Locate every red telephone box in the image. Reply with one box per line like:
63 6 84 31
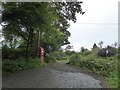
38 47 44 63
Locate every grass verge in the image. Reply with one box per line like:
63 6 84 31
2 57 47 75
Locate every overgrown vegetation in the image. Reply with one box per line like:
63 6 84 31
2 58 46 75
68 45 118 88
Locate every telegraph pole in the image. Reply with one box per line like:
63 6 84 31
37 30 44 64
37 31 40 57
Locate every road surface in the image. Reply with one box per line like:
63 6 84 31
3 61 107 88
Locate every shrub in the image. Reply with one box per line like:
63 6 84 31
44 51 67 63
2 45 37 60
44 55 56 63
65 50 76 56
97 47 117 57
2 45 26 60
69 53 81 66
2 58 44 74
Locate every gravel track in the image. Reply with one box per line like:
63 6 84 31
3 61 106 88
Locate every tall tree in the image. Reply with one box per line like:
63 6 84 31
80 47 85 54
2 2 58 58
65 45 73 50
98 41 103 48
1 2 84 58
92 43 98 50
92 43 99 55
114 42 117 48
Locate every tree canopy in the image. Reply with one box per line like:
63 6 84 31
1 2 84 59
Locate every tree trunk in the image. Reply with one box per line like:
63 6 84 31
25 27 33 60
25 36 30 60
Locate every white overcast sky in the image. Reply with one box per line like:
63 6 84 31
0 1 119 51
62 0 119 51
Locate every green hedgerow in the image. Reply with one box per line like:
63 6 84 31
2 57 45 74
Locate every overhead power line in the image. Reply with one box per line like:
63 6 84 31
76 23 118 25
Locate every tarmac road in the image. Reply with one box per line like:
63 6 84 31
3 61 106 88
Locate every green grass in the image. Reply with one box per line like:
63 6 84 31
106 72 118 88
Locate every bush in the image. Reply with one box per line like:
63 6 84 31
44 55 56 63
97 47 117 57
44 51 67 63
2 45 26 60
69 53 81 66
2 58 44 74
65 50 76 56
2 45 37 60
